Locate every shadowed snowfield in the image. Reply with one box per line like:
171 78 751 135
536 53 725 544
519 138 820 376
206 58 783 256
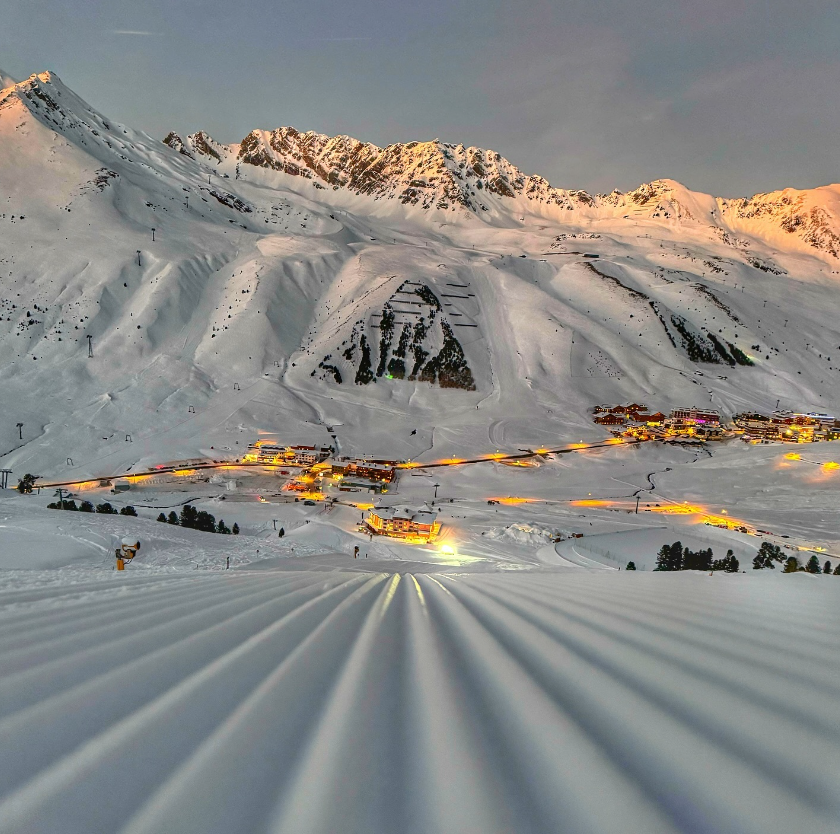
0 565 837 834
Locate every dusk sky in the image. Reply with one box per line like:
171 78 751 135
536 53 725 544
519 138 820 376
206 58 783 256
3 0 840 196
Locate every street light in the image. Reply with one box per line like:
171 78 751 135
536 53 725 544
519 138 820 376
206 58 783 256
434 483 440 499
16 422 23 440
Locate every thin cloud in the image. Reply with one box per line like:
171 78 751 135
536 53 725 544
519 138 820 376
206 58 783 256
110 30 162 36
313 36 372 42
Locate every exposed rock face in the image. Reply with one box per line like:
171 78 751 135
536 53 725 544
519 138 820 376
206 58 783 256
234 127 595 214
313 281 476 390
186 131 229 164
163 132 193 157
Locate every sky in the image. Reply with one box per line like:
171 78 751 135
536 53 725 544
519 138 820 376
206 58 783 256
2 0 840 196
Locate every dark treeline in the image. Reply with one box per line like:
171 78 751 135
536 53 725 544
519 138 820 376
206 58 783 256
47 499 136 516
157 505 238 535
655 541 739 572
655 540 839 574
752 541 838 574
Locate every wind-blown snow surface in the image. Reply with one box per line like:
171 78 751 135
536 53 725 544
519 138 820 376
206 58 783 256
0 566 837 834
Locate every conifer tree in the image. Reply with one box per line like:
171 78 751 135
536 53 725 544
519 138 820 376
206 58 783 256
180 505 198 529
753 541 784 569
157 513 167 523
626 561 636 570
167 511 179 525
834 563 840 575
195 510 217 532
669 541 684 571
655 541 683 571
232 522 240 535
805 555 822 574
783 556 800 573
824 560 832 574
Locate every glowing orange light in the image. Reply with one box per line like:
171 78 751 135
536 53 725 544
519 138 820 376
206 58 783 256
784 453 801 461
823 461 839 470
570 499 611 507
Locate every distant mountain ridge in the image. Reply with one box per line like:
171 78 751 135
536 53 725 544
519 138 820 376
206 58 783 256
3 70 840 258
161 124 840 258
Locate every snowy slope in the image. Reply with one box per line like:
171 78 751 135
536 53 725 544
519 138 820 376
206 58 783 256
0 565 837 834
2 71 840 482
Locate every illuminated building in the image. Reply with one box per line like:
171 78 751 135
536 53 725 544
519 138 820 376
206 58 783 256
364 507 441 542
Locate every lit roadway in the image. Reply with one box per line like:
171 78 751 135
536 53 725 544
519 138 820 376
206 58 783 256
32 438 642 490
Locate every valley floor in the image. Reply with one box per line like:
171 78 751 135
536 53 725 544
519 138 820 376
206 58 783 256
0 437 838 834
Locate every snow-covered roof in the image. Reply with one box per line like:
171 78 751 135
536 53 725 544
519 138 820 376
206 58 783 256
371 507 437 524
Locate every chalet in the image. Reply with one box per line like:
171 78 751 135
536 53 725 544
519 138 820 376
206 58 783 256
317 459 396 484
243 443 285 464
670 407 720 425
594 413 625 425
286 445 332 466
693 424 725 440
243 443 332 466
346 461 396 483
364 507 441 542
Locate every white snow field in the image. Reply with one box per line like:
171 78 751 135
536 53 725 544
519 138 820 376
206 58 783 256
2 68 840 833
0 563 836 834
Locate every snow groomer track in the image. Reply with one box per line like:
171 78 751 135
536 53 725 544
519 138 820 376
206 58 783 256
0 569 837 834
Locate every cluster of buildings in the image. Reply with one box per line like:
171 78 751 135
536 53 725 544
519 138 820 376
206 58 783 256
734 411 840 443
593 404 840 444
243 440 441 542
243 443 333 467
593 405 724 441
307 458 398 495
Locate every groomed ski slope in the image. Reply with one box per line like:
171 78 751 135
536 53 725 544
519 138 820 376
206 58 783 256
0 568 837 834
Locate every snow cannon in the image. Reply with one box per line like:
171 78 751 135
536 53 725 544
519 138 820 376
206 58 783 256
115 537 140 570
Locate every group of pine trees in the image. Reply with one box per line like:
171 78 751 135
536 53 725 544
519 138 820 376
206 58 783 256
38 489 239 536
752 541 839 574
157 505 238 535
654 540 838 574
655 541 740 572
47 499 136 515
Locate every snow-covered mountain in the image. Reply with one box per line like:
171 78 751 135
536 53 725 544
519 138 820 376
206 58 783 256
3 69 840 478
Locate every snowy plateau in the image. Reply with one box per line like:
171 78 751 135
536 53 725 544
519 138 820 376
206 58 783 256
0 69 838 834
